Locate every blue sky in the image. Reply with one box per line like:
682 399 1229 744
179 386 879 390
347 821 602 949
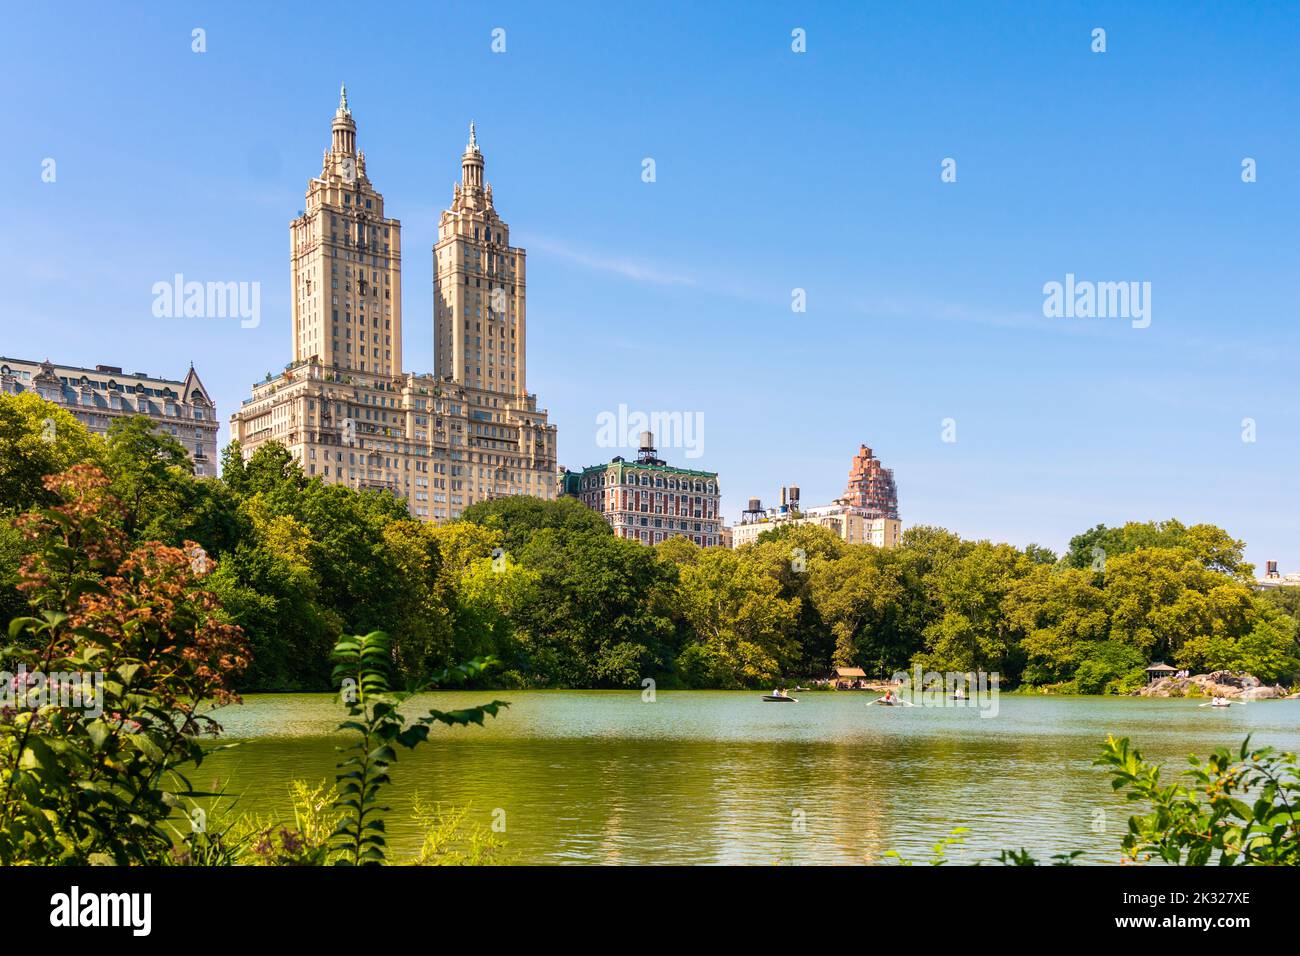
2 1 1297 569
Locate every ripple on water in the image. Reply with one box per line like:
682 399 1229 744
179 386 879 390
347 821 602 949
199 692 1300 864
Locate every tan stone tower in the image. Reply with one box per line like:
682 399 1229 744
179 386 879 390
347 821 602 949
232 96 557 521
289 84 403 377
433 123 526 395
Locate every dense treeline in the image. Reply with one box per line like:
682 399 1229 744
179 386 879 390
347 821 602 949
2 393 1297 692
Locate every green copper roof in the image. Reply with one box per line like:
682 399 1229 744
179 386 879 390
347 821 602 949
577 459 718 480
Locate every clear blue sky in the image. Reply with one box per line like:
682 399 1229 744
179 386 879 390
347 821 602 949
2 1 1297 569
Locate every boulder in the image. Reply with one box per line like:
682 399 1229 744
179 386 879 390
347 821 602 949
1139 671 1270 699
1241 685 1287 701
1203 670 1259 690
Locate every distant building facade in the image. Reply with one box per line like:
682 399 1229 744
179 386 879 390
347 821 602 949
229 88 556 520
1257 561 1300 590
730 503 901 549
561 432 723 546
0 356 219 474
731 442 902 549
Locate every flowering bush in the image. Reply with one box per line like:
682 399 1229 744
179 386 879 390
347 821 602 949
0 465 249 865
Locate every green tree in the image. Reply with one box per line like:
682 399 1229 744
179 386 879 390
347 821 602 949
206 509 338 690
455 553 539 683
807 545 904 674
379 519 456 678
1104 547 1254 664
1023 543 1058 566
0 393 104 514
104 415 195 542
1177 604 1300 683
1005 565 1108 685
744 524 845 674
514 527 674 686
673 548 799 688
1066 520 1250 578
461 495 612 557
915 542 1031 675
1071 641 1146 695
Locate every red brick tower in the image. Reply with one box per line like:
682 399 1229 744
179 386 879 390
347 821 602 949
843 444 899 520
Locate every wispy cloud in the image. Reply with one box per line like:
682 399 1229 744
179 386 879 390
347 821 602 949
522 234 781 306
525 235 702 288
851 295 1078 334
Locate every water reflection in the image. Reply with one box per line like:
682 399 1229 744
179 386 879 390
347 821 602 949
201 692 1300 864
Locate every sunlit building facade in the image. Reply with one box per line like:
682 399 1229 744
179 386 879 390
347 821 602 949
561 433 723 546
230 88 557 520
1 356 218 474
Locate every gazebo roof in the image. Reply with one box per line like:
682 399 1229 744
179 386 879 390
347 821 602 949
834 667 867 678
1145 663 1177 673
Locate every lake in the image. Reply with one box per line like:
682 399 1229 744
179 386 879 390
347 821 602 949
201 691 1300 865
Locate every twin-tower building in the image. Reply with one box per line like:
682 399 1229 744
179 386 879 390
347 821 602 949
230 87 556 520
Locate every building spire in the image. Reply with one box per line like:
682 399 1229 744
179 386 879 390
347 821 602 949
461 120 485 192
330 83 357 159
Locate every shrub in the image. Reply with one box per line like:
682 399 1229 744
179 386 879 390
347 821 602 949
1073 641 1145 695
1099 735 1300 865
0 465 249 865
408 797 508 866
328 630 505 866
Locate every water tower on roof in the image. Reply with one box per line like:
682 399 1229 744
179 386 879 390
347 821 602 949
636 430 664 466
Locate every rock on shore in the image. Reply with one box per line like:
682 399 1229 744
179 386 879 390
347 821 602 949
1139 670 1289 700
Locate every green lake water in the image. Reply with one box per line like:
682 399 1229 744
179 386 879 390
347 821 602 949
201 691 1300 865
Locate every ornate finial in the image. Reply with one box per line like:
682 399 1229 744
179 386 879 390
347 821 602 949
468 120 478 152
339 82 350 113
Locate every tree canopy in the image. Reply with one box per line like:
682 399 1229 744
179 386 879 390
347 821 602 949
1 393 1295 692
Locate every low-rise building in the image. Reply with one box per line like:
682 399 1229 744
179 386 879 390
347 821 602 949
1257 561 1300 590
731 442 903 549
0 356 219 474
561 432 723 546
730 501 901 549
